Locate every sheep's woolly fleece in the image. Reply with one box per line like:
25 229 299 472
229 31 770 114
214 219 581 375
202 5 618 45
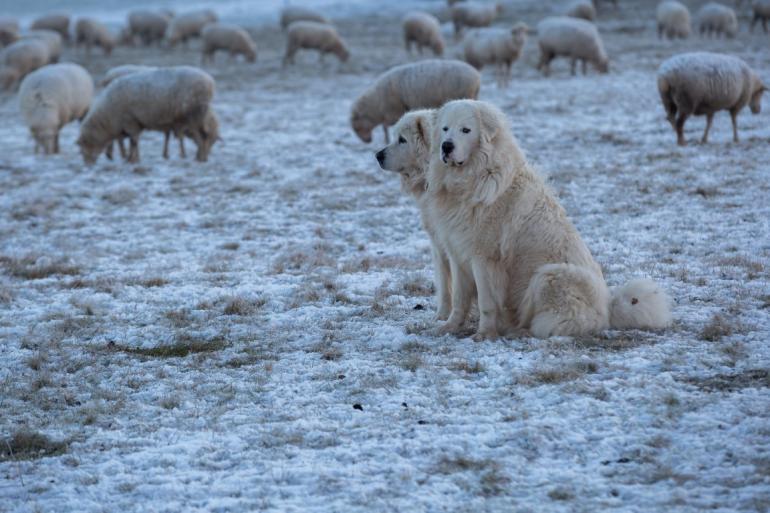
1 0 769 512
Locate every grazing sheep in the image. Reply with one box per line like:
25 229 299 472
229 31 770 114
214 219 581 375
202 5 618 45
752 0 770 32
566 0 597 21
451 2 502 39
462 23 529 87
350 59 481 143
75 18 115 56
125 10 170 46
283 21 349 66
99 64 156 87
698 2 739 38
0 39 49 90
537 16 608 76
657 1 691 39
279 7 330 30
403 12 444 56
30 14 70 42
20 30 63 62
19 63 93 154
165 9 218 48
657 52 766 145
201 23 257 64
0 17 19 47
77 66 218 165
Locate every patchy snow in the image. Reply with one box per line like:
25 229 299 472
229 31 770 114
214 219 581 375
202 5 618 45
1 1 769 512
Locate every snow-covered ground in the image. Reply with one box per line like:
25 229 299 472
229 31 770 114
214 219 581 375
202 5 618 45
1 1 769 511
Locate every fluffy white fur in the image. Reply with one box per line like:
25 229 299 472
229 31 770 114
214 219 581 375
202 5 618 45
426 100 672 339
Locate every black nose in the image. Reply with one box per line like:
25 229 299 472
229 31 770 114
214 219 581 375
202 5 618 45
375 149 385 165
441 141 454 154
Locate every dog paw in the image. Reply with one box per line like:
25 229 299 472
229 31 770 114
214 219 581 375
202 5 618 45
436 322 462 336
471 329 500 342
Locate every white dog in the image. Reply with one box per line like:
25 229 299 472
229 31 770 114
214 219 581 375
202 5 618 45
427 99 672 340
375 109 453 320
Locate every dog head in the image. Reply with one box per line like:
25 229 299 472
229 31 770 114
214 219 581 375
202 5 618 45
435 100 504 167
375 109 434 196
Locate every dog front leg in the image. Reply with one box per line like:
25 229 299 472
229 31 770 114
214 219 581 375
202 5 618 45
432 245 452 320
470 257 501 341
437 258 472 335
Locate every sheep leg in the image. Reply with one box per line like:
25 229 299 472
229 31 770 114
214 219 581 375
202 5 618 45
675 113 688 146
54 132 59 154
128 136 140 163
118 138 127 160
730 110 740 143
751 15 757 32
701 113 713 144
178 135 186 158
582 60 587 75
105 141 114 160
382 125 389 144
570 58 577 76
163 132 170 159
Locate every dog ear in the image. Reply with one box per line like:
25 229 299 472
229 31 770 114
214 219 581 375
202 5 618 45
414 110 435 148
477 103 502 145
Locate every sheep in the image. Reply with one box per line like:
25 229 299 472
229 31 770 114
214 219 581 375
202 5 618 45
451 2 502 39
201 23 257 64
536 16 608 76
0 17 19 47
462 23 529 87
279 7 330 31
566 1 597 21
20 30 63 62
0 39 49 90
751 0 770 32
165 10 218 48
656 1 691 39
350 59 481 143
283 21 349 66
76 66 218 165
30 14 70 42
125 10 170 46
402 12 444 57
697 2 739 38
75 18 115 56
18 63 93 154
657 52 766 145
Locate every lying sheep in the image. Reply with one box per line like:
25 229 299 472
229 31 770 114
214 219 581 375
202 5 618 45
462 23 529 87
166 10 218 48
657 52 766 145
77 66 218 164
566 0 597 21
125 10 170 46
30 14 70 42
284 21 349 65
19 63 93 154
279 7 330 30
0 17 19 46
698 2 738 38
20 30 62 62
75 18 115 56
403 12 444 57
201 23 257 63
350 59 481 143
657 1 691 39
451 2 502 39
752 0 770 32
537 16 608 76
0 39 49 90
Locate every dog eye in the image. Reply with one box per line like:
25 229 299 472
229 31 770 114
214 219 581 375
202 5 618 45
442 126 448 132
461 128 471 134
398 136 406 144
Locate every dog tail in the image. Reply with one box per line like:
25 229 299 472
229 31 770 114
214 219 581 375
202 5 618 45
609 278 672 330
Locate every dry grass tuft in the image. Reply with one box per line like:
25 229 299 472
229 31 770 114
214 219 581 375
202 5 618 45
1 430 68 461
223 295 266 316
450 360 485 374
548 486 575 501
518 359 598 386
700 313 737 342
115 335 227 358
0 255 80 280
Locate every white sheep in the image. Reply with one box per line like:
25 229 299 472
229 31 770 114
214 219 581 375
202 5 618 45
657 52 766 145
566 1 597 21
20 30 62 62
656 1 691 39
75 18 115 56
752 0 770 32
19 63 93 154
402 12 444 57
698 2 739 38
279 7 330 31
125 10 170 46
283 21 349 66
201 23 257 64
77 66 219 164
0 39 49 90
0 17 19 46
451 2 502 39
30 14 70 42
350 59 481 143
99 64 156 87
165 10 218 48
462 23 529 87
536 16 608 76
